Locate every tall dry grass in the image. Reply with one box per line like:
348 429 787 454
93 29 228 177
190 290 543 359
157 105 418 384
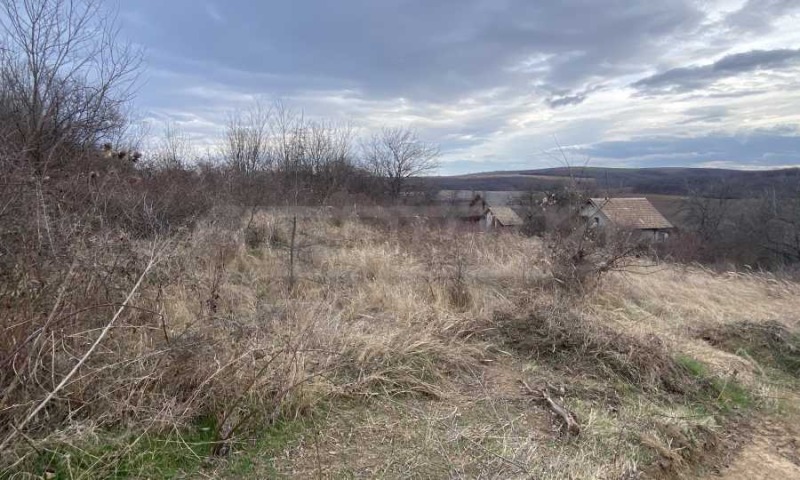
4 207 800 477
0 209 529 464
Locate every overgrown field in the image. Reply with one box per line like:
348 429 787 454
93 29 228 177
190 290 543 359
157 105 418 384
3 209 800 479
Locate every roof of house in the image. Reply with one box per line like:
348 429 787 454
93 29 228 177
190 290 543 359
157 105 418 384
486 206 524 226
588 197 673 230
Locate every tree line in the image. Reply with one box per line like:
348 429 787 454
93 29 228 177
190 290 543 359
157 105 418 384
0 0 441 228
677 179 800 268
0 0 446 326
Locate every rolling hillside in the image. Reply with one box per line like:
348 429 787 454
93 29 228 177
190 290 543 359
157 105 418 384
422 167 800 197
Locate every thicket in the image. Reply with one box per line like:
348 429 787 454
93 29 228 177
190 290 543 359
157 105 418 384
0 0 440 466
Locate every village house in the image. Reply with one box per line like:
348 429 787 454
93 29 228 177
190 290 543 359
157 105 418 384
480 205 524 230
461 194 524 231
580 197 674 241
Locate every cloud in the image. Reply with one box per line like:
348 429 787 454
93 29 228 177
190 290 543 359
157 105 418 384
125 0 704 101
116 0 800 173
204 3 225 24
547 93 587 108
724 0 800 33
678 105 729 124
632 48 800 95
545 85 604 108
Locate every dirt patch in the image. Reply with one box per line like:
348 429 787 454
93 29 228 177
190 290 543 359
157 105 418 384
641 416 751 480
703 419 800 480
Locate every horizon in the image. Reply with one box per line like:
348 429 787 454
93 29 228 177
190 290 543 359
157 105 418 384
119 0 800 175
427 164 800 177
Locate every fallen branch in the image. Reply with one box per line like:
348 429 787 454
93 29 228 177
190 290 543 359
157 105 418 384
521 380 580 436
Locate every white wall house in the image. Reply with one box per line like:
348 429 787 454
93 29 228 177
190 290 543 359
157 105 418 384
580 197 673 241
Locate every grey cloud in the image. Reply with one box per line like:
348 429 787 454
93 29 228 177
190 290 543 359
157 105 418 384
725 0 800 33
545 84 603 108
703 90 766 99
547 93 586 108
632 49 800 95
678 105 729 124
113 1 800 173
124 0 702 102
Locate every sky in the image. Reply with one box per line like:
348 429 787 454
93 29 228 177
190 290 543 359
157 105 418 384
118 0 800 175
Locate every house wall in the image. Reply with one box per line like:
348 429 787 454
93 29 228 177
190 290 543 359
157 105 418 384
480 210 494 231
635 229 671 242
580 204 609 228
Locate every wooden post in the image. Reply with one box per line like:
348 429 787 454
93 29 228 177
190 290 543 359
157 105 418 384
288 215 296 293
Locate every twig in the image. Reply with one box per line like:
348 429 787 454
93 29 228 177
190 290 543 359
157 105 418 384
520 380 580 436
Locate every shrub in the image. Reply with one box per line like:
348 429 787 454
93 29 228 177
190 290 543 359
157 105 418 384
493 306 697 395
245 224 269 249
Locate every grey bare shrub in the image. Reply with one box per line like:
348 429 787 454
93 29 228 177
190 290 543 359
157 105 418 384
0 0 219 460
533 178 645 293
0 0 141 176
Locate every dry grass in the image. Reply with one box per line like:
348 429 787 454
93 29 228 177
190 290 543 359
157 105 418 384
588 266 800 384
4 209 800 478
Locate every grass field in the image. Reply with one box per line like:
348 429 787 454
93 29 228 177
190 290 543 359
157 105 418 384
4 209 800 479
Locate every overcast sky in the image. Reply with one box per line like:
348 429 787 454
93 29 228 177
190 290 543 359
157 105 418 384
120 0 800 174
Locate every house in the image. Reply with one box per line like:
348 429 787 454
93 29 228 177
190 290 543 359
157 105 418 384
580 197 673 241
480 205 524 231
450 193 524 231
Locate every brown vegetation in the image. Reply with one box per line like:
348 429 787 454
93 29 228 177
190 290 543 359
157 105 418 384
3 207 799 477
2 1 800 478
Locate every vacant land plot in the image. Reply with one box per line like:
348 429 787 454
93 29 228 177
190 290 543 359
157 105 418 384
3 211 800 479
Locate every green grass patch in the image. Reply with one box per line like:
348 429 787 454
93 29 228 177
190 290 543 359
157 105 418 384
5 414 314 480
675 353 707 377
675 354 753 413
12 416 218 479
709 377 752 412
222 415 316 478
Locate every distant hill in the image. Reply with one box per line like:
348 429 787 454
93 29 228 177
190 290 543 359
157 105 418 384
416 172 576 192
421 167 800 197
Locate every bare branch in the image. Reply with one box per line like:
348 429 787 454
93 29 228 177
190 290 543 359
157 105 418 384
361 125 440 199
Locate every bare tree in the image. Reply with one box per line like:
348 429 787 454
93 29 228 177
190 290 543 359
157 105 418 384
305 119 354 175
0 0 141 174
151 121 191 170
222 101 272 175
757 187 800 263
270 100 305 176
361 126 440 199
680 181 733 242
264 101 366 204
